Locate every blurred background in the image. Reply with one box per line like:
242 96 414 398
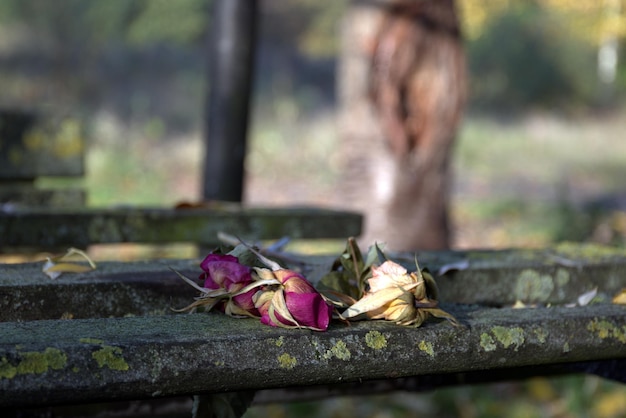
1 0 626 416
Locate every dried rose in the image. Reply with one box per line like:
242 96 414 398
173 253 260 317
253 267 333 331
200 254 251 292
341 260 458 327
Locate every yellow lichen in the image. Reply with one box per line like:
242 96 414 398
365 331 387 350
480 333 497 352
323 340 351 361
0 348 68 379
587 318 626 344
555 242 626 260
418 341 434 357
515 270 554 302
277 353 297 369
555 269 570 286
0 357 17 379
79 338 104 345
274 336 284 347
533 328 548 344
491 326 525 351
92 346 129 371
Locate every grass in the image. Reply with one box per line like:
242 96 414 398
451 111 626 248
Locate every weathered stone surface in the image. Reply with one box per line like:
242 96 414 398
0 206 363 248
1 244 625 409
0 259 199 322
392 243 626 305
2 245 626 322
0 186 85 207
0 304 624 408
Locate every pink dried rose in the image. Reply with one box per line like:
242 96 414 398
199 254 259 316
173 253 260 317
175 243 333 331
253 268 333 331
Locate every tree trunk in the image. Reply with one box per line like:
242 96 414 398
338 0 466 251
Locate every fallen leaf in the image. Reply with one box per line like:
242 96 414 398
436 259 470 276
42 248 96 279
613 288 626 305
577 287 598 306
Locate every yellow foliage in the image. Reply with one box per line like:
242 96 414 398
459 0 626 44
592 388 626 418
458 0 512 40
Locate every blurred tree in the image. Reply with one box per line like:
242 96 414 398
339 0 466 251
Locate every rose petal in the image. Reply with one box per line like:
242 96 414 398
342 283 419 319
232 289 260 316
368 261 415 292
199 254 252 291
285 291 332 330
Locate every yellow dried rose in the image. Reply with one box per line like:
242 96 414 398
341 260 458 327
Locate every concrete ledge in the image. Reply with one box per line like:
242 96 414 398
1 304 625 408
0 206 363 248
1 244 625 409
2 245 625 322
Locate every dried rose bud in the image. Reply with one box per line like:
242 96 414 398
253 268 333 331
200 254 252 292
367 291 417 325
341 260 458 327
197 253 259 317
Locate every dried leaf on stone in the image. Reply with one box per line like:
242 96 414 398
42 247 96 279
613 288 626 305
577 287 598 306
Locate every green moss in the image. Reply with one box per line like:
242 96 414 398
491 326 525 351
92 346 129 371
277 353 297 369
480 333 497 352
365 331 387 350
418 340 434 357
515 269 554 302
323 340 351 361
